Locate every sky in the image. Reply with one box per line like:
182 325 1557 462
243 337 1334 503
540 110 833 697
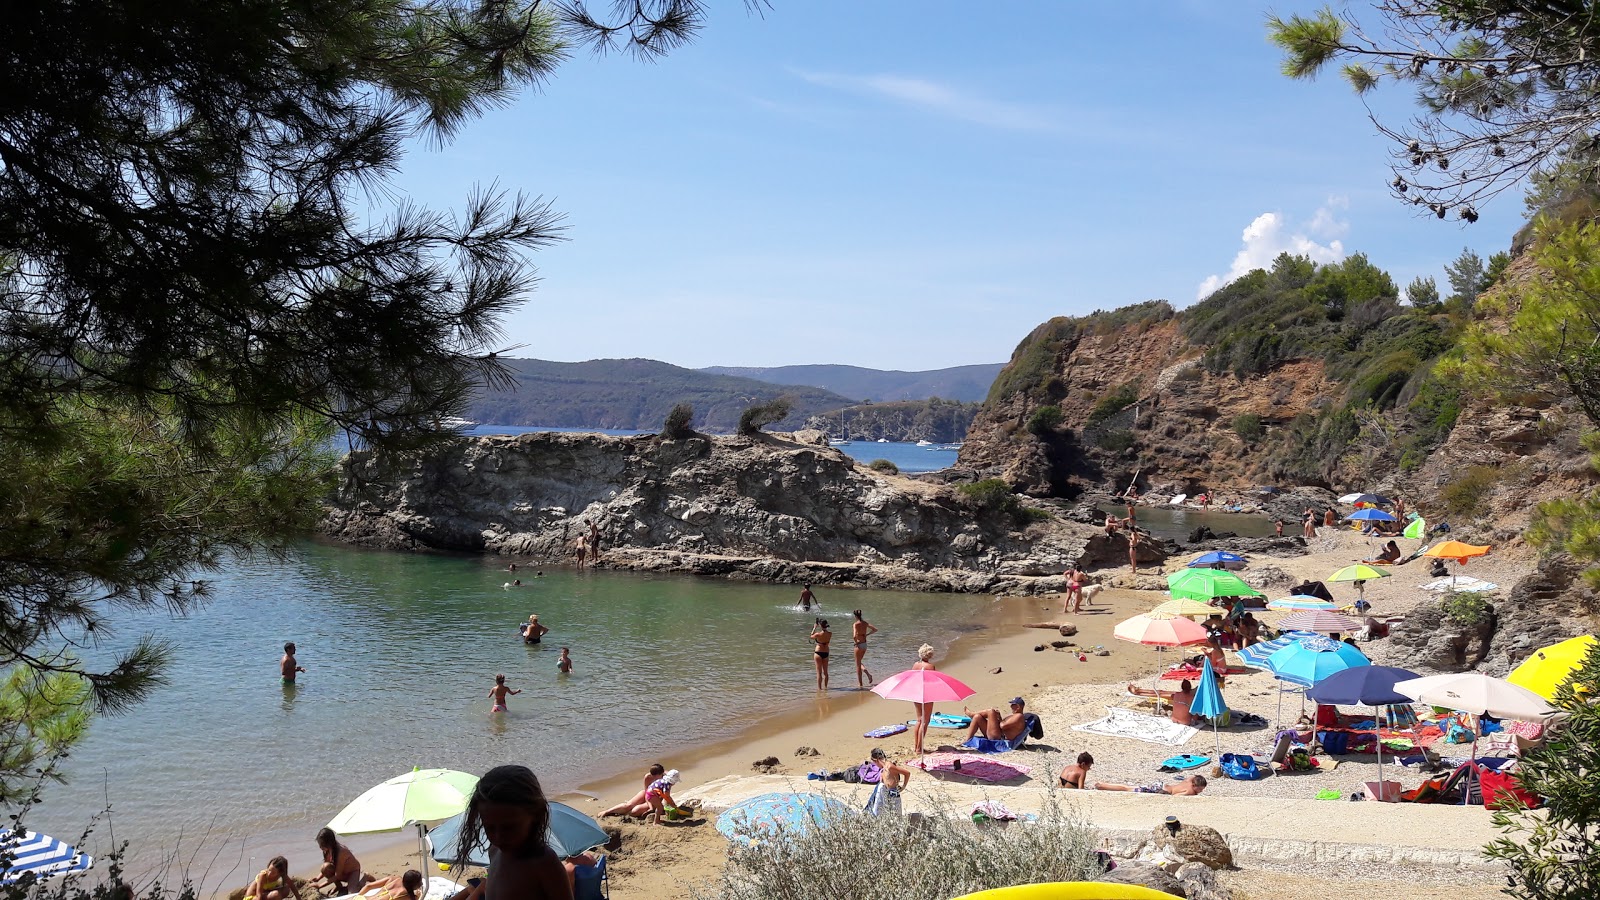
390 1 1528 370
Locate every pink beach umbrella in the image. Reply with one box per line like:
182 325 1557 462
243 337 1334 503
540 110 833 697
1114 612 1212 647
1277 609 1363 635
871 669 978 704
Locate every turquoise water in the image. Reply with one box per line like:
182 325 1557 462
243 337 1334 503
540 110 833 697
39 544 981 858
463 424 959 473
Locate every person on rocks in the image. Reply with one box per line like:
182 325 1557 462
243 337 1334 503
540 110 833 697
1127 529 1140 574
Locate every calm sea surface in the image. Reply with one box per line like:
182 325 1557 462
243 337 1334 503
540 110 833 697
463 425 960 474
41 544 983 859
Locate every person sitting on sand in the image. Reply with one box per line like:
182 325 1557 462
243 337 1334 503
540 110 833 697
1058 752 1094 789
963 697 1029 743
1127 680 1198 726
360 871 422 900
600 764 664 818
644 769 681 826
1239 613 1261 646
1362 540 1402 564
520 614 548 644
1095 774 1207 795
243 857 300 900
308 828 365 896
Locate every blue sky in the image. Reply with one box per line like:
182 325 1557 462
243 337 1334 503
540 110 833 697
392 1 1527 370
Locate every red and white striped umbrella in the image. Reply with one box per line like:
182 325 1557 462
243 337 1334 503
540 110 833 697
1277 609 1362 634
1114 612 1211 647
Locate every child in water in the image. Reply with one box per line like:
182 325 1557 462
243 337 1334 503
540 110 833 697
557 647 573 674
451 765 569 898
489 674 521 713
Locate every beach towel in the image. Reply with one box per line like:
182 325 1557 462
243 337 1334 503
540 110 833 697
1072 706 1198 747
913 753 1032 782
331 878 463 900
1160 665 1249 680
961 734 1026 754
864 724 907 738
908 713 973 730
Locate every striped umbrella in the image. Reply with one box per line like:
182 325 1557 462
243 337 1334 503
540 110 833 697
1237 630 1319 668
0 830 93 884
1266 595 1337 611
1277 609 1362 635
1152 597 1218 618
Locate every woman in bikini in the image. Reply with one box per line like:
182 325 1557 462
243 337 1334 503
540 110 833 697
360 871 422 900
811 618 832 691
911 644 937 755
851 609 877 688
243 857 300 900
600 763 664 818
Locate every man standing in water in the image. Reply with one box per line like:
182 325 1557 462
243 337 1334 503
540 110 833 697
281 642 305 684
799 583 817 610
851 609 877 688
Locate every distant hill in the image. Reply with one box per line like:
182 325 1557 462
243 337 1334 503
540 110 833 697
468 358 856 433
701 363 1004 403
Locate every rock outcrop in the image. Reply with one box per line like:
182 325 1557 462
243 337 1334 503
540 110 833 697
321 430 1153 591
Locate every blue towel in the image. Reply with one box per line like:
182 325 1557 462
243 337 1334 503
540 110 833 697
961 734 1026 754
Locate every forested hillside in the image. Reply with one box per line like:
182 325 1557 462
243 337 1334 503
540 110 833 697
468 358 855 432
704 363 1002 403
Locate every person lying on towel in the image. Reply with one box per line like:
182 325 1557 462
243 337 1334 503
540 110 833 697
1095 774 1207 795
963 697 1028 743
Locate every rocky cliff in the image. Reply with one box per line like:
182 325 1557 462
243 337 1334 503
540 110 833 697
321 429 1152 592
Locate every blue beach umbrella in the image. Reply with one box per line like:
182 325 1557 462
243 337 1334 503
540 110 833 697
715 792 851 844
1237 630 1318 668
426 801 609 867
1346 508 1398 522
1187 551 1248 569
1191 658 1229 757
1265 636 1370 688
1266 595 1337 611
1309 665 1421 799
0 830 92 884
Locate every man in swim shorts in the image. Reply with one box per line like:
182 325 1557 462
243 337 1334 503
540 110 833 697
280 642 305 684
963 698 1028 743
1094 774 1207 795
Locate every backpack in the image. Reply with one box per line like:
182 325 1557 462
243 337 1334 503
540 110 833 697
1025 713 1044 740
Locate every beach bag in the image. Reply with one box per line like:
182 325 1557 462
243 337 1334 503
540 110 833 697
856 762 883 785
1219 753 1262 780
1478 767 1538 809
1287 748 1318 772
1025 713 1044 740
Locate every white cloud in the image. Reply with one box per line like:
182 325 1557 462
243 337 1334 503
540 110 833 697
795 71 1060 132
1196 198 1349 299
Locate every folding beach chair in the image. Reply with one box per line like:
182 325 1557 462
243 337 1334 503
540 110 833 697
572 856 608 900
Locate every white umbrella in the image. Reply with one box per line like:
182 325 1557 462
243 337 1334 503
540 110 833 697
1393 673 1554 721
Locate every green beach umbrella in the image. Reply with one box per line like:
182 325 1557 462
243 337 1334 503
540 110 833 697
1402 516 1426 540
1327 563 1391 604
1166 568 1262 602
327 768 479 834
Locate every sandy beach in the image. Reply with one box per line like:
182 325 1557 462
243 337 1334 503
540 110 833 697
336 523 1533 899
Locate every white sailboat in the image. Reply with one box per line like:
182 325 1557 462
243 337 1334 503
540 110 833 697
830 408 852 445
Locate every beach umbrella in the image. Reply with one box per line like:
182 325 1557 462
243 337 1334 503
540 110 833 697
0 830 92 884
1166 569 1262 601
1190 658 1229 758
1266 595 1337 611
1347 493 1390 506
1237 630 1318 668
1113 612 1212 647
1508 635 1599 699
1337 493 1363 503
1403 516 1426 539
1393 672 1555 722
1422 541 1492 564
1327 563 1390 603
1265 636 1369 688
1346 508 1397 522
426 802 609 867
328 768 479 833
1186 551 1247 570
1307 665 1421 800
715 792 851 844
871 669 977 705
1276 609 1362 635
1152 597 1218 618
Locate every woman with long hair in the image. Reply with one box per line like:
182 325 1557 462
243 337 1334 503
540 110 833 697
309 828 365 896
452 765 570 899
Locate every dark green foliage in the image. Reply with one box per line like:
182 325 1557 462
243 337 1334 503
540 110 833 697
1484 642 1600 899
473 359 853 432
1441 466 1500 518
867 459 899 474
988 302 1172 403
1095 430 1135 453
1263 406 1361 484
739 397 793 436
663 403 695 439
1445 247 1490 311
1028 406 1064 435
1406 275 1441 310
957 479 1048 528
1086 385 1140 426
1441 591 1491 626
1232 414 1265 442
1397 375 1462 471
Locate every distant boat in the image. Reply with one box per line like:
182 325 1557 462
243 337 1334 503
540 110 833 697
829 439 852 446
438 416 478 431
916 440 933 447
876 438 889 443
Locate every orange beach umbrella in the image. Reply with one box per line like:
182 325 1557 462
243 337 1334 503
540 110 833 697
1422 541 1491 564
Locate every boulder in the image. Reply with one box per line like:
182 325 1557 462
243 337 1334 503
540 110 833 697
1059 623 1079 637
1097 861 1185 897
1175 861 1232 900
1149 821 1233 870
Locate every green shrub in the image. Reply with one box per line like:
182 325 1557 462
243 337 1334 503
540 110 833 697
737 397 792 435
1441 591 1491 626
957 479 1046 528
1086 383 1139 426
1027 405 1063 435
1233 413 1264 442
867 458 899 474
1095 429 1135 452
663 402 694 439
1441 465 1499 518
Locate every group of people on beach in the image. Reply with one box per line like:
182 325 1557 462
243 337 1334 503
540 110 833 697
804 586 880 691
599 763 684 825
250 766 599 900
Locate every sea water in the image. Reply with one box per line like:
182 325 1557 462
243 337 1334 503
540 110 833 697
38 544 982 863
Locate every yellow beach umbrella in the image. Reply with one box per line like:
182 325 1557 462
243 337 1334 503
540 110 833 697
1508 635 1598 699
951 884 1179 900
328 768 479 833
1153 597 1218 618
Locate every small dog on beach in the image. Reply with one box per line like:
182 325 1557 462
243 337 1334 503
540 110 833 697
1079 583 1104 605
